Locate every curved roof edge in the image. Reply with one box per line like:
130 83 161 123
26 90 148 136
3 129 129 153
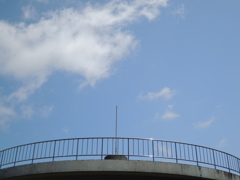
0 160 240 180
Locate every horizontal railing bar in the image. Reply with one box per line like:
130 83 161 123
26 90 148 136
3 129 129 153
0 137 237 158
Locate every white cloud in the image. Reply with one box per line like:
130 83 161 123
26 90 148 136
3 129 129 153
39 106 54 118
0 104 15 131
155 103 179 120
21 105 34 119
0 0 168 94
0 119 10 132
161 111 179 120
194 117 215 129
0 0 167 85
217 138 228 148
139 87 176 100
172 4 185 19
7 78 46 103
36 0 49 3
0 0 168 131
22 5 37 20
62 128 69 133
0 104 15 117
167 104 174 109
154 108 180 121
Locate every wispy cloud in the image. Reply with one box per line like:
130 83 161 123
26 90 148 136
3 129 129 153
62 128 69 134
139 87 176 100
0 104 15 131
21 105 34 119
161 111 180 120
154 104 180 121
194 117 215 129
22 5 37 20
172 4 185 19
39 106 54 118
36 0 49 3
217 138 228 148
155 111 179 121
7 78 46 103
167 104 175 109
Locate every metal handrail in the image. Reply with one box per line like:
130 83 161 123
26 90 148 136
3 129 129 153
0 137 239 175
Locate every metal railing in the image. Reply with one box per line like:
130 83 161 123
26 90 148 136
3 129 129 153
0 137 239 175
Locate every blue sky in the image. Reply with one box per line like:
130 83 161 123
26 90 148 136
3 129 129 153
0 0 240 158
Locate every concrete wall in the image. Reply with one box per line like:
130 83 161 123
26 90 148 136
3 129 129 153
0 160 240 180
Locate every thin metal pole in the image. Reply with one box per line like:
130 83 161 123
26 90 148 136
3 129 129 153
0 151 4 169
115 106 118 155
195 146 199 166
116 106 118 139
212 150 216 169
128 138 130 160
152 140 155 161
52 141 56 162
175 142 178 163
101 138 104 160
238 158 240 175
14 147 19 167
226 154 231 173
76 139 79 160
32 143 36 164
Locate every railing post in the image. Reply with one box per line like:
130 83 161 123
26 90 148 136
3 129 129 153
14 147 19 167
226 154 231 173
238 158 240 175
212 150 216 169
0 151 3 169
152 140 155 161
195 146 199 166
101 138 104 160
128 138 130 160
175 142 178 163
76 139 79 160
52 140 57 162
31 143 36 164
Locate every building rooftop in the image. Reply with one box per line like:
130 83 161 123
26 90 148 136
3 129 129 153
0 137 240 179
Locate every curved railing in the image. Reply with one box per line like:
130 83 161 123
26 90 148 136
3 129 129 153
0 137 240 175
